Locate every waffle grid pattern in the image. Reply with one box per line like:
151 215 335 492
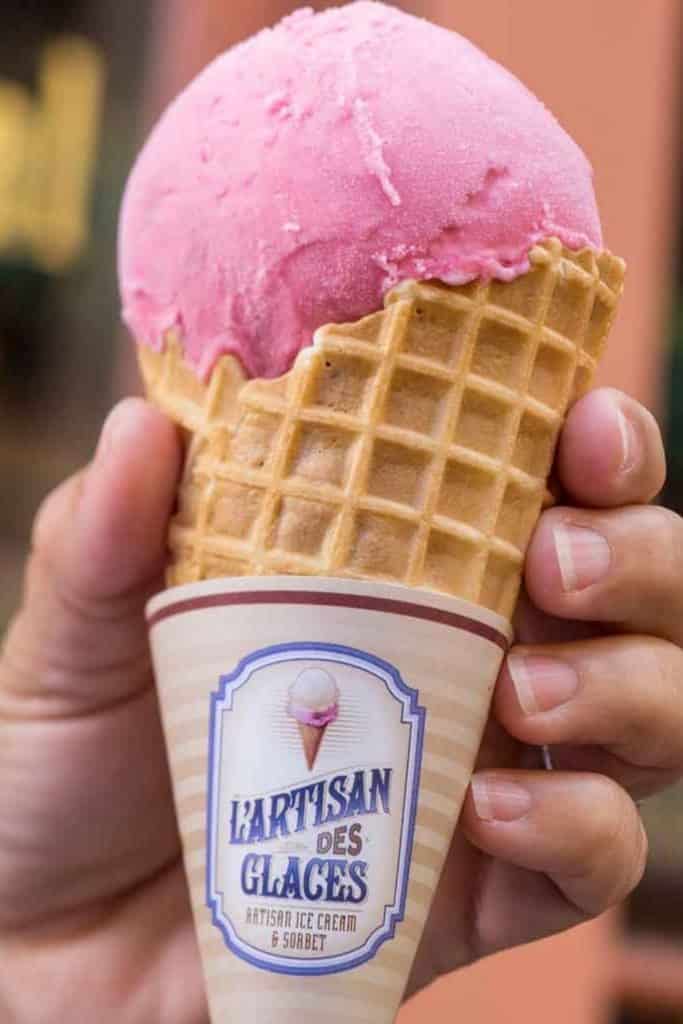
138 332 246 436
162 240 624 619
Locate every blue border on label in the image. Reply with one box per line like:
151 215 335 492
206 641 426 976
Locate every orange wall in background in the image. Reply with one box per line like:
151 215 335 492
143 2 681 1022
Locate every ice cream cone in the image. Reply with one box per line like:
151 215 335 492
297 722 327 770
121 2 626 1016
142 238 624 1024
159 240 624 617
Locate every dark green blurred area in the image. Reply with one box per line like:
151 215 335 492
0 0 150 625
664 292 683 511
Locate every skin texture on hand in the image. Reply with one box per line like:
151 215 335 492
0 389 680 1023
0 402 203 1022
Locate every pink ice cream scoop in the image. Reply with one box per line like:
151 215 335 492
118 1 601 382
288 668 340 728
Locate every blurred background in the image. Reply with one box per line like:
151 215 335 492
0 1 681 1020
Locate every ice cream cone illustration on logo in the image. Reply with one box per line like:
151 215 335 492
288 667 339 770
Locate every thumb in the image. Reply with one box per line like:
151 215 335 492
1 398 182 714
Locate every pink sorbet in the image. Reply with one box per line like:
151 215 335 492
118 1 602 381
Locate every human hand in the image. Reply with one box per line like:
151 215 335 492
408 387 680 996
1 390 679 1021
0 399 206 1023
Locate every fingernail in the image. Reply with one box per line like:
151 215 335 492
616 406 638 474
95 401 137 464
508 655 579 715
553 524 611 592
471 776 533 822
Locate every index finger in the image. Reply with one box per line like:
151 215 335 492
556 388 665 508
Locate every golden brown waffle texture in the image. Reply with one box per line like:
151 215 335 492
140 239 624 619
138 332 246 437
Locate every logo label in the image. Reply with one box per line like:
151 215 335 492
207 642 425 975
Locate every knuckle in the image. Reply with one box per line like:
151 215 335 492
583 776 627 859
643 642 683 765
615 507 683 613
31 474 83 556
633 821 649 886
652 506 683 593
650 506 683 551
613 641 683 768
654 503 682 537
616 820 649 905
31 490 57 553
582 777 645 906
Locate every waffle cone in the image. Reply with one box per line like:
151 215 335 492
297 722 327 770
138 330 246 439
141 237 624 1023
151 239 624 620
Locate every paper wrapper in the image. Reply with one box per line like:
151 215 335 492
147 576 511 1023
